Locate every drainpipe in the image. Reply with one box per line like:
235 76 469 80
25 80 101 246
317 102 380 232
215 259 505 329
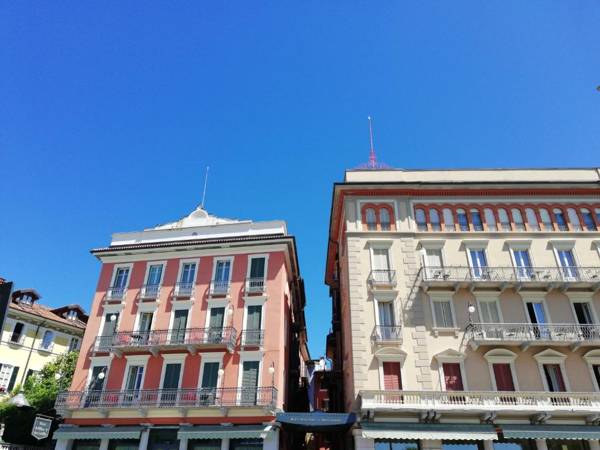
20 319 46 386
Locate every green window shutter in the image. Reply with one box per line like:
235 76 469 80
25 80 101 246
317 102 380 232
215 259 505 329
242 361 259 389
7 366 19 392
250 258 265 278
209 308 225 328
246 306 262 330
173 310 188 329
162 364 181 389
201 362 220 389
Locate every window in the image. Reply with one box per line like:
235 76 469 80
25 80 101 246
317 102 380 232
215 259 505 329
525 208 539 231
567 208 581 231
371 247 391 273
553 208 568 231
365 208 377 231
200 361 220 405
596 208 600 225
484 208 496 231
423 248 444 279
68 337 80 352
556 249 578 280
478 298 501 324
212 259 232 294
511 249 533 279
101 313 119 337
525 300 550 339
248 257 266 281
240 360 260 405
415 208 427 231
592 365 600 391
146 264 163 286
0 364 19 393
123 364 145 405
443 208 454 231
19 295 32 305
492 363 515 391
432 298 455 328
546 441 587 450
377 301 396 340
511 209 525 231
430 209 441 231
88 366 107 391
468 249 488 279
442 363 464 391
113 267 130 288
171 309 188 344
67 310 78 320
498 208 510 231
382 362 402 390
180 263 196 284
470 209 483 231
539 208 553 230
10 322 24 343
244 305 263 345
543 364 566 392
40 330 54 351
572 301 595 325
456 209 469 231
380 208 392 231
176 262 196 297
581 209 597 231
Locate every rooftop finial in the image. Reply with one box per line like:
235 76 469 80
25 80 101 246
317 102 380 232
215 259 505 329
368 116 376 169
201 166 210 209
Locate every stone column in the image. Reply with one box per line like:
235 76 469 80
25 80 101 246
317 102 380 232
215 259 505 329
99 439 110 450
535 439 548 450
55 439 73 450
220 438 229 450
262 428 279 450
588 440 600 450
353 429 374 450
483 441 494 450
178 437 188 450
138 428 151 450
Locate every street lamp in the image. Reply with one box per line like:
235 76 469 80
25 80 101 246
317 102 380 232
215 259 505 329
467 303 476 324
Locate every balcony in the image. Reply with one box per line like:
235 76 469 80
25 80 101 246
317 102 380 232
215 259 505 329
139 284 161 301
359 390 600 416
209 280 230 297
245 277 266 295
173 282 194 299
94 327 237 355
371 325 403 345
368 270 397 290
468 322 600 350
241 329 264 347
55 386 277 415
420 266 600 292
105 286 126 302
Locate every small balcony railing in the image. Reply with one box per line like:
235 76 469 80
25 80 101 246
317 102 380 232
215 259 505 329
139 284 161 300
105 286 126 301
368 270 397 288
94 327 237 353
469 322 600 349
359 390 600 415
173 282 194 298
421 266 600 290
245 278 266 294
241 329 264 347
209 280 230 296
371 325 403 344
55 386 277 413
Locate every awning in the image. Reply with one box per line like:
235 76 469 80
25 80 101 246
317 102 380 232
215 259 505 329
276 412 356 432
54 426 143 440
361 423 498 441
177 425 273 440
501 425 600 440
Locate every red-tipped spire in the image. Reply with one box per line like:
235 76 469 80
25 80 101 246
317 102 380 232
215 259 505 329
368 116 377 169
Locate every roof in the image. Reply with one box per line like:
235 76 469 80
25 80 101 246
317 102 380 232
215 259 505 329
9 301 87 330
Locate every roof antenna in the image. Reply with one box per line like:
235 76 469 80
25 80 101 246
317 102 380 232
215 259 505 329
368 116 377 169
201 166 209 209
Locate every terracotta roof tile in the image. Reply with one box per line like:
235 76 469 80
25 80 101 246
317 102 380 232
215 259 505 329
9 302 87 330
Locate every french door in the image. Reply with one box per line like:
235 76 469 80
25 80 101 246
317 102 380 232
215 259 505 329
469 250 488 279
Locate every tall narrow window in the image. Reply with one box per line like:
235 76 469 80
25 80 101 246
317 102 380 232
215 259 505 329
146 264 163 286
171 309 188 344
241 361 260 405
123 365 145 405
213 259 232 295
511 209 525 231
492 363 515 391
539 208 553 230
442 363 464 391
596 208 600 225
40 330 54 350
432 298 455 328
200 362 220 405
484 208 497 231
512 249 533 279
0 364 15 392
415 209 427 231
456 209 469 231
377 301 397 341
113 267 130 289
68 337 80 352
423 248 443 279
592 365 600 391
10 322 24 343
382 362 402 390
526 301 549 339
244 305 263 346
180 263 196 284
553 208 568 231
525 208 539 231
581 209 597 231
557 249 578 280
478 299 501 324
160 363 181 406
498 209 510 231
468 249 488 279
365 208 377 231
471 209 483 231
567 208 581 231
371 248 392 284
573 302 595 325
88 366 107 391
430 209 441 231
379 208 391 231
443 208 455 231
543 364 566 392
248 257 266 293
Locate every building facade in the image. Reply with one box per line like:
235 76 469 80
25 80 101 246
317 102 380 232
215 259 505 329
325 168 600 450
0 288 87 394
55 206 307 450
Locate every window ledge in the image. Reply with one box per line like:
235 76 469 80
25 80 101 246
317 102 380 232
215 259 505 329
432 327 460 337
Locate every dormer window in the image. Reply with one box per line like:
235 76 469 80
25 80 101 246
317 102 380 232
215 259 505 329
20 295 32 306
67 310 78 321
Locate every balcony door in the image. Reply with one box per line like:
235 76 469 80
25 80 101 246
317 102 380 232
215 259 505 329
113 267 130 289
177 263 196 296
161 363 181 406
372 248 391 283
136 312 153 345
382 362 402 390
543 364 566 392
240 361 260 405
442 363 464 391
573 302 596 339
85 366 107 407
248 257 266 292
171 309 188 344
100 313 119 349
245 305 262 345
526 301 549 339
492 363 515 391
377 302 396 340
557 249 578 280
424 248 444 279
214 260 231 294
208 307 225 343
145 265 163 294
123 365 144 405
200 362 220 405
512 249 533 280
468 249 488 279
479 300 502 339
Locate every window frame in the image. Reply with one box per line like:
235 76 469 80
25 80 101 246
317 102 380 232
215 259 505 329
121 354 151 391
158 353 186 390
568 293 598 325
110 263 133 289
360 202 397 232
435 350 468 391
429 293 457 330
533 349 570 392
142 260 166 287
198 352 224 389
475 294 504 324
483 348 519 391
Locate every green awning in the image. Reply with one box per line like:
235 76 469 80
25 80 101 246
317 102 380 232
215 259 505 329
501 425 600 440
53 427 143 440
177 425 273 440
361 423 498 441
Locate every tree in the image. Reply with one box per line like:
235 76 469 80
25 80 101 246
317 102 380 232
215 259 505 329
0 351 78 445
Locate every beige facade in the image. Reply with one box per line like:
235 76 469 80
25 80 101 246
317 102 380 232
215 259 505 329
325 168 600 450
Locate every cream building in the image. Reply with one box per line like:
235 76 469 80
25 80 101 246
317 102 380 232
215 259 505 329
325 168 600 450
0 289 87 394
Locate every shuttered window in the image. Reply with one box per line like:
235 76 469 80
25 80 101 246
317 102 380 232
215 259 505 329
432 300 454 328
241 361 260 405
443 363 464 391
201 362 220 389
249 258 265 279
382 362 402 390
492 363 515 391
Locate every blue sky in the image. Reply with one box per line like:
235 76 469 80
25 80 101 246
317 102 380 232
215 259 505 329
1 2 599 357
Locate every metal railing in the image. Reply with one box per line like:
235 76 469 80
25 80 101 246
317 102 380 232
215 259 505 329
371 325 403 343
173 282 194 298
359 390 600 413
55 387 277 412
241 329 264 347
245 277 266 294
421 266 600 284
139 284 161 300
94 327 237 352
105 286 126 301
209 280 230 296
368 270 397 287
469 323 600 343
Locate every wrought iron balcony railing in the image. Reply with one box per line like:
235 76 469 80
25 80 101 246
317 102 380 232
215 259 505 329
468 322 600 349
371 325 403 344
209 280 230 296
241 329 264 347
105 286 126 301
368 270 397 288
55 386 277 413
245 277 266 294
139 284 161 300
359 390 600 415
93 327 237 353
173 282 194 298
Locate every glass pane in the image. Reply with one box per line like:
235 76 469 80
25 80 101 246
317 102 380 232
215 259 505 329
108 440 140 450
494 441 534 450
380 208 391 230
366 208 377 230
547 441 586 450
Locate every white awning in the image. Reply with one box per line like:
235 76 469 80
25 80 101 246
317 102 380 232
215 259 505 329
178 425 273 440
54 427 143 440
361 423 498 441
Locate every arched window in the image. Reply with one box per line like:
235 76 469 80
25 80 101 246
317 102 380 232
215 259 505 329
415 208 427 231
380 208 391 231
470 209 483 231
567 208 581 231
456 209 469 231
365 208 377 231
539 208 553 230
581 208 597 231
443 208 454 231
498 208 510 231
484 208 496 231
553 208 568 231
511 208 525 231
430 209 441 231
525 208 539 231
40 330 54 350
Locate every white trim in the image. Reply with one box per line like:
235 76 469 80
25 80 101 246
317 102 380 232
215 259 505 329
142 260 166 286
198 353 225 388
534 349 570 391
237 351 264 395
521 294 551 324
121 355 150 391
175 258 200 284
136 302 159 313
211 256 234 282
133 310 155 333
462 240 489 249
568 294 598 324
434 350 468 391
87 356 113 389
110 263 133 288
484 349 519 391
368 242 394 273
159 353 187 389
242 299 266 346
417 240 446 250
357 198 400 231
205 303 228 329
475 293 504 323
504 240 533 249
168 307 190 333
246 253 269 285
583 350 600 392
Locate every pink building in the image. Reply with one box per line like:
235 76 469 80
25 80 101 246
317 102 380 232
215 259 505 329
55 207 308 450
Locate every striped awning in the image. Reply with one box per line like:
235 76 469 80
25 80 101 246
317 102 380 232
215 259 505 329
361 423 498 441
177 425 273 440
501 425 600 440
53 427 143 440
